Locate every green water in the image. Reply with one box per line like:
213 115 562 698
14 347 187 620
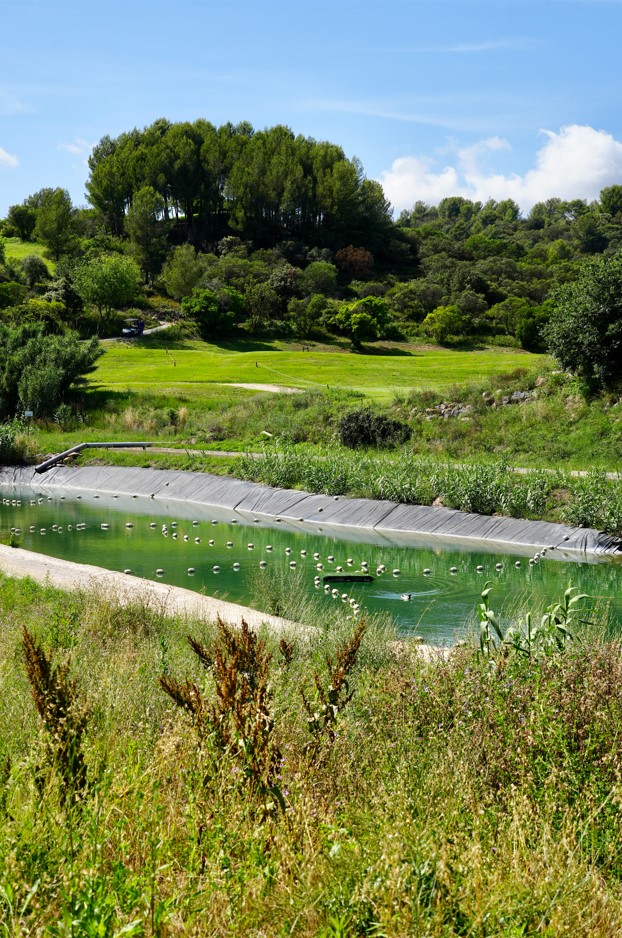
1 485 621 644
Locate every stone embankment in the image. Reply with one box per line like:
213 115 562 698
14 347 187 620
418 389 535 421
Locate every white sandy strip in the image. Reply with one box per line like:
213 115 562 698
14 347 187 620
0 545 296 633
0 546 444 657
223 383 302 393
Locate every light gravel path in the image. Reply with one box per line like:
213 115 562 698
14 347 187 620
0 544 296 633
83 447 620 481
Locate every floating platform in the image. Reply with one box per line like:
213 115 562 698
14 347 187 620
322 573 374 584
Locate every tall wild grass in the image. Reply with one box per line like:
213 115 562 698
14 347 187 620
2 571 622 933
237 446 622 536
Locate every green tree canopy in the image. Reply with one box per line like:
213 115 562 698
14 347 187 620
124 185 168 282
422 305 465 344
6 203 37 241
85 119 394 254
161 243 206 299
300 261 338 297
333 296 389 347
545 251 622 389
21 254 50 289
33 188 76 260
73 254 141 324
181 286 244 337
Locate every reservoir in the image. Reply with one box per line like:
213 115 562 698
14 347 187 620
1 485 620 644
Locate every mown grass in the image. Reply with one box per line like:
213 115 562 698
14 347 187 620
81 449 241 474
91 336 546 402
3 237 55 273
25 361 619 474
2 572 622 935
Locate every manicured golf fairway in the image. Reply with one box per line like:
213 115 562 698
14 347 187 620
92 339 546 400
3 238 55 272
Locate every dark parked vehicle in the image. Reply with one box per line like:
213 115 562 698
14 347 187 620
121 318 145 337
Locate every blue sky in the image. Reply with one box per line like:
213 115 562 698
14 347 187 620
1 0 622 218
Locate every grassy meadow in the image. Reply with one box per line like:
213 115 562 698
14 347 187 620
2 572 622 935
91 336 545 401
3 237 55 273
14 336 618 535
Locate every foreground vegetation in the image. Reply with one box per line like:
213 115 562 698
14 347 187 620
1 573 622 935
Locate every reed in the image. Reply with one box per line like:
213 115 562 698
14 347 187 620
237 446 622 535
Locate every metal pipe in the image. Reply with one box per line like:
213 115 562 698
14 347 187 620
35 442 155 474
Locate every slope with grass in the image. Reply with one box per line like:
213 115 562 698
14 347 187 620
90 336 545 401
3 236 55 273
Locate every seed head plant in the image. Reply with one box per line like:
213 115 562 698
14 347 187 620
160 616 283 807
22 626 89 806
278 637 295 666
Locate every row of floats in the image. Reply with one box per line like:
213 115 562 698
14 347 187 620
2 497 567 590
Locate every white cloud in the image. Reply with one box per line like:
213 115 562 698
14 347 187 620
58 137 94 158
379 125 622 215
0 147 18 169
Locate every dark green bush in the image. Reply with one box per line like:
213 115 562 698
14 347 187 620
338 408 411 449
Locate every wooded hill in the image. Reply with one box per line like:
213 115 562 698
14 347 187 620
2 118 622 370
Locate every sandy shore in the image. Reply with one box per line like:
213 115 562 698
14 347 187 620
0 544 296 632
0 544 445 658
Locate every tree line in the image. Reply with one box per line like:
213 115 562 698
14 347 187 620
85 119 397 255
1 119 622 405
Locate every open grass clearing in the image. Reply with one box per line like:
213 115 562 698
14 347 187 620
91 336 546 401
3 236 55 273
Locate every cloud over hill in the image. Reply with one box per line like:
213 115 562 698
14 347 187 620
380 125 622 215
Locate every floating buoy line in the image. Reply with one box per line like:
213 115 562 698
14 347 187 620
2 487 601 641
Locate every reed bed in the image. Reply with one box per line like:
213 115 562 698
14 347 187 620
237 446 622 536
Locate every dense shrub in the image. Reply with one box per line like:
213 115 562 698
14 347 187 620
0 323 101 419
545 251 622 389
338 408 411 448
